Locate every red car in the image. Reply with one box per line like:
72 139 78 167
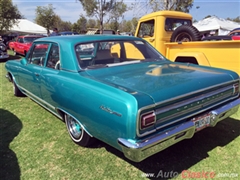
9 35 45 56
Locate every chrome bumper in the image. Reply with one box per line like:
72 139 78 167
118 98 240 162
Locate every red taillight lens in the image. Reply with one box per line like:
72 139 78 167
140 111 156 129
233 83 239 95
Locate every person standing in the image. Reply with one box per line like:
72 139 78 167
117 30 120 35
50 28 60 36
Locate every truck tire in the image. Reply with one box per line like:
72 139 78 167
170 25 201 42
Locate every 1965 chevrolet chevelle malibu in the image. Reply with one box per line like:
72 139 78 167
5 35 240 162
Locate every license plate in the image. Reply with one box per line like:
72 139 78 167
192 113 211 131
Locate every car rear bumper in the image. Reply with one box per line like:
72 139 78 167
118 98 240 162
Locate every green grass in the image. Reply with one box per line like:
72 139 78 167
1 57 240 180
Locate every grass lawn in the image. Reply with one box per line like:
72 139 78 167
1 55 240 180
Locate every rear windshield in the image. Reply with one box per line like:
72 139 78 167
75 39 165 69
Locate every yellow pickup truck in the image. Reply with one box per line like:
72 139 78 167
135 11 240 75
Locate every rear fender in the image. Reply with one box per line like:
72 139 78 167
173 52 210 66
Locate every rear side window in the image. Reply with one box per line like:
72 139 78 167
165 18 192 31
46 43 60 70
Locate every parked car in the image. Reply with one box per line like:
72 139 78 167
0 41 9 59
202 35 240 41
5 35 240 162
9 35 45 56
228 27 240 36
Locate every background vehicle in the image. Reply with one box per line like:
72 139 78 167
9 35 45 56
59 31 79 36
0 41 9 59
86 28 115 35
202 35 240 41
5 35 240 162
228 28 240 36
135 11 240 75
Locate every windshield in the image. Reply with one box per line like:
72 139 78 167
24 37 42 43
75 40 165 69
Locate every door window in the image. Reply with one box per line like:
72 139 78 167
137 20 155 38
28 43 49 66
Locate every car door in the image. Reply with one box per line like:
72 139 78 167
40 43 61 111
18 42 50 101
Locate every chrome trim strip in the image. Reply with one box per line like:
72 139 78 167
119 98 240 162
155 86 233 115
138 79 239 113
19 85 56 110
18 85 62 119
155 92 232 122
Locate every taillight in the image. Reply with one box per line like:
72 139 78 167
140 111 156 129
233 83 239 95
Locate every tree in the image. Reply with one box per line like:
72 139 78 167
227 17 240 23
0 0 22 34
135 0 193 13
53 15 72 31
79 0 127 32
72 15 87 34
107 0 127 31
86 19 97 29
35 4 57 35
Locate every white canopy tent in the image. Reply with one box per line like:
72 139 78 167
193 16 240 35
9 19 48 34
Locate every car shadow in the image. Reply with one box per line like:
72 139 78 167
0 54 23 63
0 109 22 180
91 117 240 179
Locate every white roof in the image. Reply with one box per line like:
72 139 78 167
193 16 240 35
9 19 48 34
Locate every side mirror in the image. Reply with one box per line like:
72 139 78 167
20 58 27 65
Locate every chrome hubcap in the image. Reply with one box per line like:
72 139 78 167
67 115 81 139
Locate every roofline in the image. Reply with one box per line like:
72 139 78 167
140 10 192 20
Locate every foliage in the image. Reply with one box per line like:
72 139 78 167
72 15 87 34
34 4 58 34
227 16 240 23
204 15 212 19
135 0 193 13
0 0 22 34
79 0 127 32
107 0 127 22
54 15 72 32
87 19 97 29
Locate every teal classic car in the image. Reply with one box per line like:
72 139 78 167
5 35 240 162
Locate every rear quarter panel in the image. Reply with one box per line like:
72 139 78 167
40 71 146 150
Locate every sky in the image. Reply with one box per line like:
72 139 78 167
12 0 240 23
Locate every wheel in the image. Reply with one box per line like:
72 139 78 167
13 81 25 97
170 25 201 42
65 114 94 147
